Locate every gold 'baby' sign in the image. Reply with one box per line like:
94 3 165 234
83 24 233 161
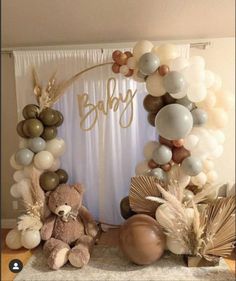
77 77 137 131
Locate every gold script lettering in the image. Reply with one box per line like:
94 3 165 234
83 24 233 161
77 78 137 131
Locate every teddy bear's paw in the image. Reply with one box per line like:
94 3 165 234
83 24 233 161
68 247 90 268
48 247 70 270
87 223 99 238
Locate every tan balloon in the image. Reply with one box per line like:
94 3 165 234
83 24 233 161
208 108 228 128
5 228 22 250
152 44 178 62
133 40 154 60
143 141 159 160
119 214 166 265
146 72 166 97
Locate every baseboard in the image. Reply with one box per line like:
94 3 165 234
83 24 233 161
1 219 17 229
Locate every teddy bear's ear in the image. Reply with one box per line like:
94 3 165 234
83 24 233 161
73 183 85 194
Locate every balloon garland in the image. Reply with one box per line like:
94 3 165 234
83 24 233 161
6 40 235 268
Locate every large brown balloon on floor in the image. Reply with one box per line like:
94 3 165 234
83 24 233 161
119 214 166 265
22 104 39 119
143 95 164 113
120 196 136 220
23 119 44 138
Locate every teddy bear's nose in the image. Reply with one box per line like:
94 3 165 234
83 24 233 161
58 210 64 216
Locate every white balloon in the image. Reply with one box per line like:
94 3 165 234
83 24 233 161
135 160 150 175
182 64 205 84
34 151 54 170
166 237 187 255
133 40 153 60
45 138 65 158
48 158 61 172
191 172 207 187
21 229 41 249
5 228 22 250
170 89 187 99
152 44 178 62
143 141 159 160
204 70 215 88
189 56 205 69
120 65 129 75
187 83 207 102
10 183 21 198
146 73 166 97
203 159 214 172
10 154 23 170
13 170 26 182
127 57 137 70
211 130 225 144
184 134 199 150
132 69 145 83
210 145 224 159
206 170 218 183
19 138 28 149
170 57 189 71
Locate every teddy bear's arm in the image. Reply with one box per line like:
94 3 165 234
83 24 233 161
40 215 56 240
79 206 99 238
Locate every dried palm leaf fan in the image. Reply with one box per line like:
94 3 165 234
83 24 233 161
198 196 236 260
129 176 162 216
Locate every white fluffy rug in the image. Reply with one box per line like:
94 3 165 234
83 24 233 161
15 245 234 281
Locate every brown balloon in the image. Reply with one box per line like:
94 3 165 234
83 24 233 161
159 136 173 148
172 146 190 164
22 104 39 119
162 93 176 105
54 111 64 127
23 118 44 138
143 94 164 113
115 53 128 65
41 126 57 140
112 63 120 74
40 171 59 191
124 51 133 58
160 163 172 172
17 120 27 138
147 112 156 127
56 169 68 184
172 139 184 148
112 50 122 61
119 214 166 265
39 108 58 126
125 69 134 77
158 65 170 76
148 159 159 169
120 196 136 220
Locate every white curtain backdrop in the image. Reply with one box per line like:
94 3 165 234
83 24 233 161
14 45 189 224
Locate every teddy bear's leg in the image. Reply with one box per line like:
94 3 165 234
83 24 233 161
68 235 94 268
43 238 70 270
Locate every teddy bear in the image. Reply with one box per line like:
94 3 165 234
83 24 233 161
40 183 99 270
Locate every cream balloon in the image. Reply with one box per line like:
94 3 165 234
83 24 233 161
216 90 235 111
152 44 178 62
166 237 187 255
187 83 207 102
45 138 66 158
191 172 207 187
210 145 223 159
34 151 54 170
23 164 34 178
170 57 189 71
13 170 26 182
10 154 23 170
143 141 159 160
133 40 153 60
146 72 166 97
120 65 129 75
211 130 225 144
19 138 28 149
203 159 214 172
189 56 205 69
184 134 199 151
211 74 222 91
206 170 218 183
127 57 137 69
132 69 145 83
135 160 150 175
197 90 216 110
182 64 205 84
204 70 215 88
5 228 22 250
208 108 228 128
10 183 21 198
21 229 41 249
48 158 61 172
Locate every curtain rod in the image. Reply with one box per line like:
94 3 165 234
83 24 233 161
1 41 211 55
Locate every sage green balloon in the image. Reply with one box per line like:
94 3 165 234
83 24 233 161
176 96 194 111
152 145 172 165
15 148 34 166
181 156 202 176
155 104 193 140
138 53 160 76
23 119 44 138
28 137 46 153
150 168 167 182
191 108 208 126
163 71 186 94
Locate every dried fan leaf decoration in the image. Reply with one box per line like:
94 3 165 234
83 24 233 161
129 176 161 215
199 196 236 260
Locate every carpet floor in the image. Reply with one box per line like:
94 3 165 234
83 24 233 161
15 245 235 281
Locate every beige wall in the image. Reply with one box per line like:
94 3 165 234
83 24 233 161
1 37 235 220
